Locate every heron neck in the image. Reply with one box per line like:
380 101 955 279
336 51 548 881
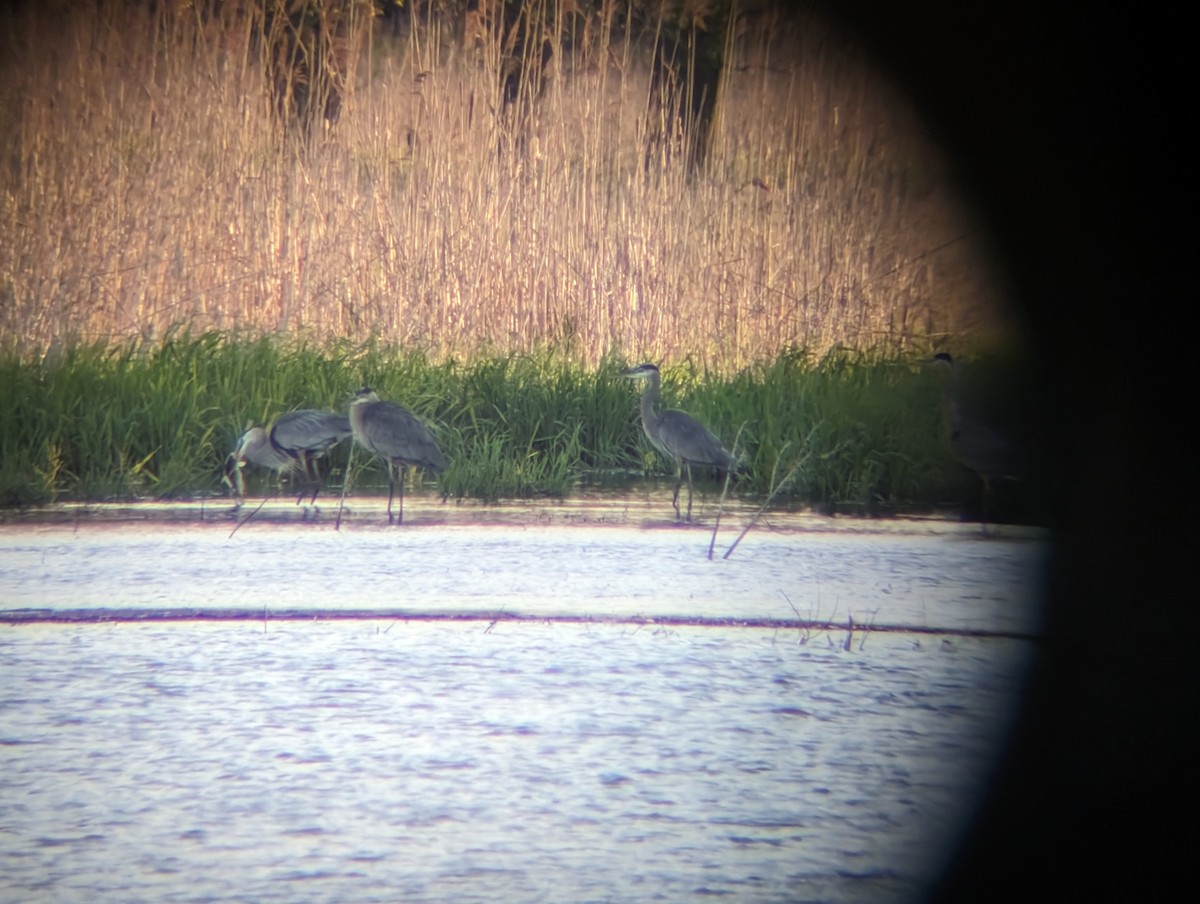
253 432 291 469
349 401 368 435
639 377 663 439
937 363 964 431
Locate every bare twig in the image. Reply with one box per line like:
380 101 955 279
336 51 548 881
723 423 823 559
723 454 807 560
709 423 746 560
228 492 276 539
484 606 506 633
858 608 880 651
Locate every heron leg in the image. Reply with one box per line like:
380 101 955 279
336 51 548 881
385 462 408 525
684 461 695 522
294 478 319 507
979 474 994 535
671 467 683 519
287 468 306 507
306 455 322 506
293 473 312 507
288 454 315 506
396 464 407 525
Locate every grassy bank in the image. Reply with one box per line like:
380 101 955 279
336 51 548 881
0 3 1036 516
0 333 1017 517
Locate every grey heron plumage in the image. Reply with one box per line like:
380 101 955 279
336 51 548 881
348 387 447 524
622 362 737 521
223 409 351 503
933 352 1025 517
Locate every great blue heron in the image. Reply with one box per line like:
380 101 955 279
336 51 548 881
622 362 738 521
223 409 352 504
348 387 447 524
933 352 1025 517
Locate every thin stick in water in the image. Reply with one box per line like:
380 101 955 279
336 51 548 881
709 423 746 560
723 452 809 560
228 491 276 539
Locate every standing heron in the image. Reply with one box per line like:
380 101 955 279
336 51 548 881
933 353 1025 518
622 363 738 521
223 409 352 504
348 387 447 524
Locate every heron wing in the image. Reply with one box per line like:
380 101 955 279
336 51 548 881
360 402 447 472
271 409 352 454
658 409 736 469
937 355 1026 480
950 416 1025 480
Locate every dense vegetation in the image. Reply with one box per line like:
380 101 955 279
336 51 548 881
0 333 1030 518
0 2 1038 520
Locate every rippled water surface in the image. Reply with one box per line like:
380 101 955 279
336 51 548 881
1 496 1049 902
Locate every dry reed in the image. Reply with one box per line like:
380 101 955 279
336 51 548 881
0 0 1014 369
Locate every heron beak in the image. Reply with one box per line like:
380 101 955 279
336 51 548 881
222 454 245 496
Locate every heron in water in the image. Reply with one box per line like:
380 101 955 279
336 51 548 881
622 362 738 522
223 409 352 504
933 352 1025 518
348 387 447 524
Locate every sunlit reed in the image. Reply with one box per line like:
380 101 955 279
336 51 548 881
0 1 1012 368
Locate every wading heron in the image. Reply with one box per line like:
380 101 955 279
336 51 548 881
223 409 352 504
933 352 1025 519
348 387 447 524
622 362 738 521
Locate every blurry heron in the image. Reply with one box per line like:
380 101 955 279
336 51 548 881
223 409 351 504
348 387 447 524
933 352 1026 518
622 362 738 521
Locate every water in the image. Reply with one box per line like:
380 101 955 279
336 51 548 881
1 495 1049 902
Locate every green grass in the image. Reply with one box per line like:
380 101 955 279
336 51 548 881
0 332 1026 517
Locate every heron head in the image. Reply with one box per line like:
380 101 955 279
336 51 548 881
351 386 381 405
223 426 266 496
620 363 660 380
932 352 955 366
